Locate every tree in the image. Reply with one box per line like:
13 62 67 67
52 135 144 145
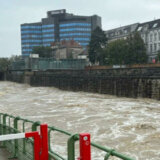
125 32 147 64
32 46 53 58
104 32 148 65
104 39 127 65
155 50 160 63
0 58 11 71
88 27 107 65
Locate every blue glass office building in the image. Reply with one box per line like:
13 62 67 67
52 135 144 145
21 9 101 56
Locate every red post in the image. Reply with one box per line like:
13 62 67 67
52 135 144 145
40 124 49 160
79 133 91 160
25 131 41 160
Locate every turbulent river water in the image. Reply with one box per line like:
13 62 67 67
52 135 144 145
0 81 160 160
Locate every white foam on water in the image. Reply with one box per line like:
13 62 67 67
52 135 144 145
0 81 160 159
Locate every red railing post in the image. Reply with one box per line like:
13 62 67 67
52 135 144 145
40 124 49 160
79 133 91 160
25 131 41 160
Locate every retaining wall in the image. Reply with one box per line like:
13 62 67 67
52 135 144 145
6 67 160 100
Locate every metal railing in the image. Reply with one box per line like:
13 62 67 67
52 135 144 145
0 113 135 160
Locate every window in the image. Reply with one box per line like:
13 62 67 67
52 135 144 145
21 25 41 29
154 33 157 41
159 32 160 41
42 38 55 42
22 39 42 43
60 28 91 32
124 29 128 34
60 33 91 37
21 30 42 34
150 34 153 42
60 23 91 27
42 24 54 28
150 44 152 52
42 34 54 38
153 23 158 28
154 43 157 51
137 26 142 31
42 29 54 33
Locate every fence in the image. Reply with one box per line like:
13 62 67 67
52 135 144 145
0 113 135 160
9 58 88 71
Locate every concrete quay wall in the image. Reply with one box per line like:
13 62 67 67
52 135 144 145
5 67 160 100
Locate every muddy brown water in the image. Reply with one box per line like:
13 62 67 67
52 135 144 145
0 81 160 160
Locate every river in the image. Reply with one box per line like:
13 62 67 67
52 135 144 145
0 81 160 160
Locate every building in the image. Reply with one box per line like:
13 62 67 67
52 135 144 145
21 9 101 57
105 19 160 62
51 40 85 59
105 23 139 42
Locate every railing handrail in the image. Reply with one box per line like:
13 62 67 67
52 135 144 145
0 113 135 160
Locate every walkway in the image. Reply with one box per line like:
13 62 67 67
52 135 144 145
0 148 16 160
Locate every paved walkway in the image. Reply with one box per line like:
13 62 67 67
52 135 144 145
0 148 16 160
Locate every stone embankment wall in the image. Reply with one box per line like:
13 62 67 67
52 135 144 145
6 67 160 100
0 72 4 81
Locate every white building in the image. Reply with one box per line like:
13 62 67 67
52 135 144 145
105 19 160 62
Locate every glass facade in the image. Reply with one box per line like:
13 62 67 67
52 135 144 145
59 22 91 47
21 23 55 56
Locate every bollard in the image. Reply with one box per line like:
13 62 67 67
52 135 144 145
78 133 91 160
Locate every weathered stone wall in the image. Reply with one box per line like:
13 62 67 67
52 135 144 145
6 67 160 100
0 72 4 81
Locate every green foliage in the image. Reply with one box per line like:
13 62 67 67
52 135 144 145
104 32 148 65
156 51 160 62
125 32 147 64
88 27 108 64
0 58 10 71
104 39 127 65
32 46 53 58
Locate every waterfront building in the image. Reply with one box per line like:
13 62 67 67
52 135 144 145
105 19 160 62
21 9 101 57
51 40 85 59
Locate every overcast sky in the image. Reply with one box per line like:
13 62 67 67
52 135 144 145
1 0 160 57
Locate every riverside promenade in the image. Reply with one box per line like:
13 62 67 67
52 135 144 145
0 148 15 160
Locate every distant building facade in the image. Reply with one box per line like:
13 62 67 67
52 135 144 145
51 40 85 59
21 9 101 57
105 19 160 62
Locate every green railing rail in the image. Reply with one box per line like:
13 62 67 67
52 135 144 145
0 113 135 160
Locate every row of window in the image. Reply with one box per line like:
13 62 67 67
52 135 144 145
42 29 54 33
21 24 54 29
60 23 91 27
149 43 160 52
22 48 33 52
60 33 91 37
22 34 55 39
22 28 91 34
22 35 42 38
138 23 159 32
21 25 42 29
21 30 42 34
22 39 42 43
60 28 91 32
22 44 41 47
148 32 160 42
60 37 90 41
43 34 54 38
42 24 54 28
42 39 55 42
